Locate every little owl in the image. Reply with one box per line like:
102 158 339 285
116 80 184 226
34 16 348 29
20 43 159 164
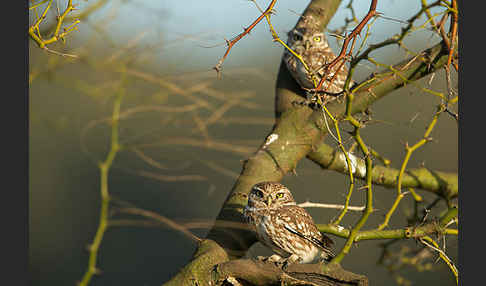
283 26 351 102
243 181 334 264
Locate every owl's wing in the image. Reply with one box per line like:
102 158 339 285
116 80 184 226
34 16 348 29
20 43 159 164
279 206 334 260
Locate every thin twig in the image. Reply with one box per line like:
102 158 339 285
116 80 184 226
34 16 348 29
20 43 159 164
78 76 126 286
378 106 441 230
419 236 458 284
298 201 365 212
29 0 80 50
312 0 378 93
213 0 278 74
115 207 201 243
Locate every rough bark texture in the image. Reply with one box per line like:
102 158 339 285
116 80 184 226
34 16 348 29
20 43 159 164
214 259 368 286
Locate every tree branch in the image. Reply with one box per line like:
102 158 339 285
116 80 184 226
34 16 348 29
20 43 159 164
306 142 458 199
213 259 368 286
316 206 458 241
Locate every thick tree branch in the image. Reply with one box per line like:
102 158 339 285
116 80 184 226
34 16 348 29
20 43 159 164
214 259 368 286
306 142 458 199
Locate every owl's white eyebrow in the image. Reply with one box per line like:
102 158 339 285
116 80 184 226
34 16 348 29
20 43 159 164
244 206 264 211
253 186 264 192
293 30 303 36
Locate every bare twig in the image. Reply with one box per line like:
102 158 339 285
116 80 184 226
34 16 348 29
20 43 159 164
78 76 125 286
29 0 80 51
213 0 278 74
115 207 202 243
312 0 378 93
298 201 365 212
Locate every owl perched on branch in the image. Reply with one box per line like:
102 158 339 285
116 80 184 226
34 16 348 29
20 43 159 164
283 27 350 101
243 182 334 264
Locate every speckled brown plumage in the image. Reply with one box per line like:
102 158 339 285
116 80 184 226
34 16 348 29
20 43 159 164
243 182 334 264
283 26 350 99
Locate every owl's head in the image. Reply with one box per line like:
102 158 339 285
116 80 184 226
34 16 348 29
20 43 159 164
287 27 329 53
247 181 296 210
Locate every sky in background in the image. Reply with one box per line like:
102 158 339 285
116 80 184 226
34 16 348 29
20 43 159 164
64 0 437 75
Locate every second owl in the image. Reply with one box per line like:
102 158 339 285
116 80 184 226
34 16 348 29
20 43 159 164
283 27 350 98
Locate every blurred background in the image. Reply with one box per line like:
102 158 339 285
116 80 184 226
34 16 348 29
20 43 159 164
29 0 458 285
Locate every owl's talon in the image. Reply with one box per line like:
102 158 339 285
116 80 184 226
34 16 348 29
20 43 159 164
285 254 302 266
291 99 319 111
255 256 267 262
281 260 290 271
267 254 283 263
255 254 283 263
279 255 302 270
291 99 310 107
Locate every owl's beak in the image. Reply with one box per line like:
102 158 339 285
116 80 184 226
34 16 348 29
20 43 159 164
266 196 272 207
305 40 310 51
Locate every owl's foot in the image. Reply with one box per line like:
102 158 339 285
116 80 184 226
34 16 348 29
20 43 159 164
286 254 303 264
280 254 303 270
256 254 283 263
304 89 346 109
291 98 321 112
304 87 346 97
291 98 312 107
258 254 303 269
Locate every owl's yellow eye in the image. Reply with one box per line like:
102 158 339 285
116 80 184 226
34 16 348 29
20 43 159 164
276 193 284 199
313 36 321 42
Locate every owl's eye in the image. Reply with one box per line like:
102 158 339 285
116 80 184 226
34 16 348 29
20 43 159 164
275 192 285 199
313 36 321 42
293 34 302 41
253 188 264 198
